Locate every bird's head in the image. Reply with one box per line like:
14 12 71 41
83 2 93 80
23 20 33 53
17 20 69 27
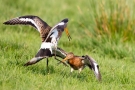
45 18 71 42
61 52 74 62
57 18 71 41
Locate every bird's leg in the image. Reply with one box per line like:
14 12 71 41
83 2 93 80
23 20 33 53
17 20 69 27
78 66 85 73
78 68 82 74
70 68 74 75
46 58 49 74
56 57 68 67
55 57 68 66
54 56 68 66
53 46 68 66
77 68 83 78
57 57 69 67
54 41 57 59
54 46 63 64
55 48 56 59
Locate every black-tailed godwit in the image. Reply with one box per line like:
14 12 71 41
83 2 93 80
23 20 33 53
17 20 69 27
61 52 101 81
3 15 71 71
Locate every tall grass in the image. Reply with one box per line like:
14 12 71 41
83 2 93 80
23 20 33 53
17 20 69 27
77 0 135 60
79 0 135 41
94 0 135 42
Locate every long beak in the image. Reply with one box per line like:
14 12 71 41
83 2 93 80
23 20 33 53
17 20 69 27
61 57 68 62
57 57 69 66
64 27 72 41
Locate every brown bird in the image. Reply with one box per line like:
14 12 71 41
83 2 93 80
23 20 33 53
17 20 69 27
3 15 71 71
3 15 71 42
61 52 101 81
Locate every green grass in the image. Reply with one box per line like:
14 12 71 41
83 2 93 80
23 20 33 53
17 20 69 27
1 0 135 90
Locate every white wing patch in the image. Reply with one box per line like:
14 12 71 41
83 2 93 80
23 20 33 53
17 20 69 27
19 18 40 32
40 42 53 53
93 62 99 75
41 29 60 54
58 22 64 25
50 29 59 49
45 21 65 42
50 29 58 38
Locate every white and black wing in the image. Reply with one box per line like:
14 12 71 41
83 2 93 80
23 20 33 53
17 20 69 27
24 48 52 66
24 47 68 66
83 55 101 81
3 15 50 32
52 47 67 59
44 18 68 42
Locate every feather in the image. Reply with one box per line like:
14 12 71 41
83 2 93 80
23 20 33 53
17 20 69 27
83 55 101 81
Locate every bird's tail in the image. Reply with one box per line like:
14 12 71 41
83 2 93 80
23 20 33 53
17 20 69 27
24 49 51 66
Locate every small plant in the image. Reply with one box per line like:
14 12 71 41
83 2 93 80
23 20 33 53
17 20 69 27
94 0 135 42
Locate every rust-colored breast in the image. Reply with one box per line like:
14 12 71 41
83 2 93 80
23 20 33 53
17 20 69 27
68 57 84 70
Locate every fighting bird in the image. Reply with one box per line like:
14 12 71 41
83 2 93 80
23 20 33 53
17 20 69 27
61 52 101 81
3 15 71 70
3 15 71 42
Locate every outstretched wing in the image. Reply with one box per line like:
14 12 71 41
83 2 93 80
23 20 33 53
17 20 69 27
52 47 67 59
24 47 68 66
83 55 101 81
3 15 52 41
44 18 69 42
24 48 52 66
3 15 49 32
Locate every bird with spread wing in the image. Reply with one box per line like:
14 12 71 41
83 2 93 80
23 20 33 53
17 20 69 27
3 15 101 81
3 15 71 70
60 52 101 81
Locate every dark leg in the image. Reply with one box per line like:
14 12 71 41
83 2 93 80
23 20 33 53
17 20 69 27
77 68 82 78
55 49 56 59
46 58 49 74
55 57 68 67
54 49 63 64
68 68 73 77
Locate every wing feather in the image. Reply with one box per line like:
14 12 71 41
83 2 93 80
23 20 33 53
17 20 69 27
84 55 101 81
3 15 50 32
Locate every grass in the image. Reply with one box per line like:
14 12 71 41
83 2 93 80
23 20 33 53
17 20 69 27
0 0 135 90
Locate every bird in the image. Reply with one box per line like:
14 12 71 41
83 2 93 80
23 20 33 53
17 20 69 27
3 15 72 71
3 15 71 42
60 52 101 81
23 47 69 67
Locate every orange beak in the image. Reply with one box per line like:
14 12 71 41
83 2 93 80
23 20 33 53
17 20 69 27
61 57 69 63
64 27 72 41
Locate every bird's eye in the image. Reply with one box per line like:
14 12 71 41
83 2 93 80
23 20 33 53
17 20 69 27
82 55 85 57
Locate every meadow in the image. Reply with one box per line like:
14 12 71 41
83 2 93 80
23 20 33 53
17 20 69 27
0 0 135 90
